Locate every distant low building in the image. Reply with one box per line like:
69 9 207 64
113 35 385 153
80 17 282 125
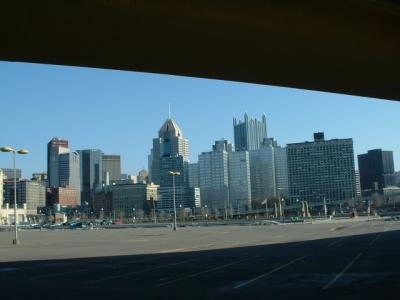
157 186 200 211
4 180 46 214
111 183 159 218
47 187 79 207
1 168 22 180
93 192 113 219
0 203 28 225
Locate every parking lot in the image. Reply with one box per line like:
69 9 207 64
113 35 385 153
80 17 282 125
0 217 399 299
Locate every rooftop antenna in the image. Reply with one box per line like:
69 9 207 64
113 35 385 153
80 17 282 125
168 103 171 119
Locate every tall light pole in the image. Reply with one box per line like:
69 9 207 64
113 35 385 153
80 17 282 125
168 171 180 231
1 146 29 245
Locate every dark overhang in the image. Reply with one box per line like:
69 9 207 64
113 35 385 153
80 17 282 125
1 1 400 100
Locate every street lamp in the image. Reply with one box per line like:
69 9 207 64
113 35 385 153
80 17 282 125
168 171 180 231
1 146 29 245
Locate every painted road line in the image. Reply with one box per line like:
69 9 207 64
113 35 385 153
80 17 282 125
29 268 89 280
234 255 309 289
157 257 253 287
369 234 382 246
328 237 346 247
87 258 198 285
322 252 362 290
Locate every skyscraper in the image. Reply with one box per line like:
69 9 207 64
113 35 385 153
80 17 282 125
198 140 231 212
47 137 69 187
59 151 81 204
77 149 103 205
188 163 199 188
249 138 289 203
102 154 121 185
149 117 189 185
287 132 356 205
148 117 198 210
358 149 395 192
233 113 267 151
228 150 252 210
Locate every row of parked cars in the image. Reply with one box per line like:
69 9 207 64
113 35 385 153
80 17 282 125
36 219 120 229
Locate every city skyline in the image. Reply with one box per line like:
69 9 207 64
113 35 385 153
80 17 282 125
1 61 400 177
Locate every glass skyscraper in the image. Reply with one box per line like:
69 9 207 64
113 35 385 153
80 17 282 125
233 113 267 151
77 149 103 205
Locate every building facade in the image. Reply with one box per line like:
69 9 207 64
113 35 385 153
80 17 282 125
198 140 230 212
249 138 290 203
188 163 200 188
102 154 121 185
47 137 69 187
112 183 159 218
0 168 22 180
233 113 267 151
4 180 46 214
47 187 79 207
157 186 200 211
358 149 395 192
59 151 81 204
77 149 103 206
228 151 252 210
287 132 356 205
149 118 189 184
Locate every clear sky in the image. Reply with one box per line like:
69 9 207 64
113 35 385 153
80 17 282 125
0 61 399 178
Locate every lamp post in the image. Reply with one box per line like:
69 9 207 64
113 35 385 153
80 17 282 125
168 171 180 231
1 146 29 245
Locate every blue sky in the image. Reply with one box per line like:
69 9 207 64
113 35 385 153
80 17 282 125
0 61 399 178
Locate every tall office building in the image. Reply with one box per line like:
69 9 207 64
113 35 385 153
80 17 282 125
4 180 46 214
149 117 189 184
358 149 395 192
287 132 356 205
47 137 69 187
148 117 197 210
59 151 81 204
77 149 103 205
228 150 252 210
188 163 200 188
102 154 121 185
233 113 267 151
198 140 231 212
249 138 289 203
0 168 22 180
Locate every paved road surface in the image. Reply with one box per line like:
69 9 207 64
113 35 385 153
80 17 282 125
0 218 399 299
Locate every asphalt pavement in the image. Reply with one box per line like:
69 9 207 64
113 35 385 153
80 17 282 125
0 218 399 299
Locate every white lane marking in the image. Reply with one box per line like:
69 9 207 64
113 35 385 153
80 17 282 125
369 234 381 246
0 267 19 272
322 252 362 290
29 268 89 280
234 255 309 289
157 257 253 287
328 237 346 247
87 258 198 284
